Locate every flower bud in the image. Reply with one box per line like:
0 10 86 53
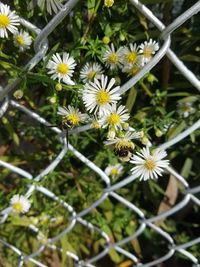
141 136 151 146
122 122 129 130
55 83 62 91
107 127 116 139
13 89 23 99
49 96 57 104
155 129 163 137
102 36 110 45
104 0 114 7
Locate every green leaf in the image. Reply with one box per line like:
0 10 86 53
108 249 121 263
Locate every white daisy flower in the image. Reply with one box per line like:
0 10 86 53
29 0 64 15
10 194 31 214
121 43 139 66
178 102 195 118
58 105 88 127
80 62 104 83
46 52 76 85
99 103 130 130
130 146 169 181
81 74 121 115
138 39 159 65
13 30 32 52
102 43 123 70
0 3 20 38
105 163 123 178
105 131 141 161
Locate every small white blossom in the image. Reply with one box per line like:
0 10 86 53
46 52 76 85
13 30 32 51
58 105 88 126
81 74 121 115
10 194 31 214
99 104 130 130
130 147 169 181
138 39 159 66
102 43 123 70
0 3 20 38
105 163 123 178
80 62 104 83
121 43 139 67
178 102 195 118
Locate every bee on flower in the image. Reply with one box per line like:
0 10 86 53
13 30 32 52
10 194 31 214
102 43 123 70
81 74 121 115
130 146 169 181
57 105 89 129
0 3 20 38
80 62 104 83
105 131 142 161
138 39 159 66
105 163 123 179
46 52 76 86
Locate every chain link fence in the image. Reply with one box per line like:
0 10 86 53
0 0 200 266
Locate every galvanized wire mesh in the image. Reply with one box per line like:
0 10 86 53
0 0 200 266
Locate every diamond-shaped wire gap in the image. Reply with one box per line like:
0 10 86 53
129 0 200 91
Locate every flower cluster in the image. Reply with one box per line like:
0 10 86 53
0 3 32 51
102 40 159 75
46 37 169 182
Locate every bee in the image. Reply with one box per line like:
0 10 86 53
114 146 134 162
49 107 76 146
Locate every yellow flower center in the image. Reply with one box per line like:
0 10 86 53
130 66 140 76
126 51 137 63
111 168 118 176
12 202 23 213
87 71 96 80
67 114 80 125
182 105 191 113
144 159 156 170
16 35 25 46
108 53 118 64
143 47 153 58
96 90 110 105
57 63 69 75
107 113 120 125
0 14 10 28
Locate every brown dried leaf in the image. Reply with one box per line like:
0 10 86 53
156 175 178 226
